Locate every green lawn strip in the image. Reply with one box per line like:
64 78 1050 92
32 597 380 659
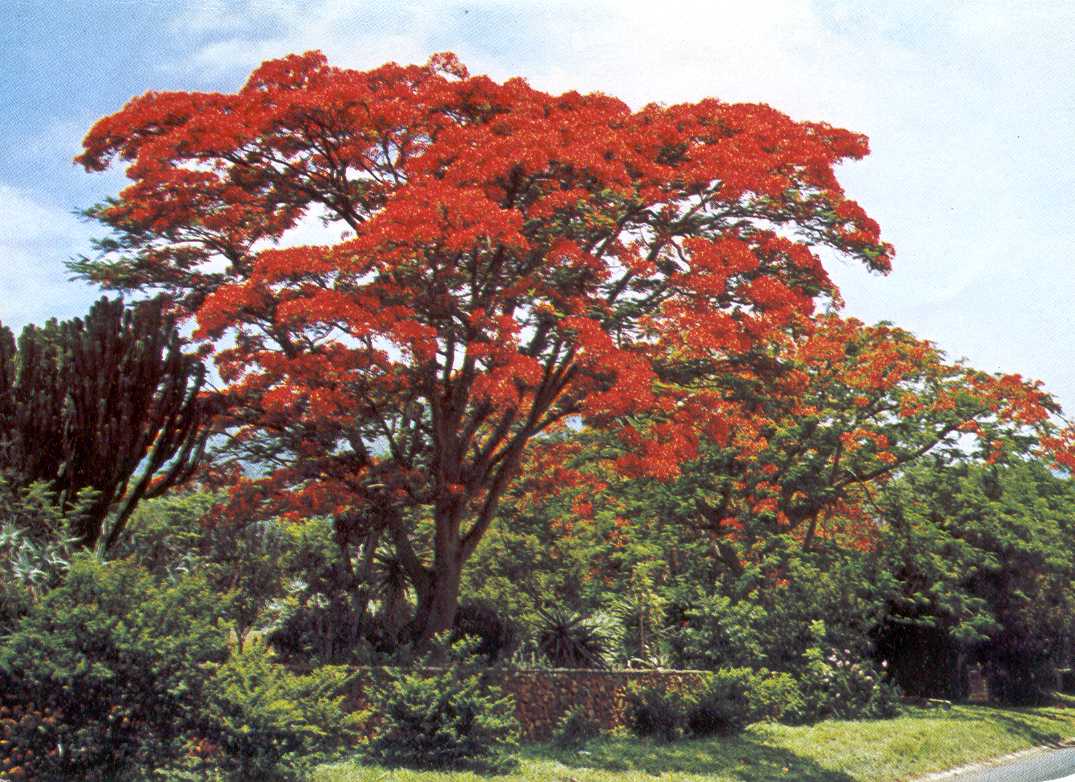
312 704 1075 782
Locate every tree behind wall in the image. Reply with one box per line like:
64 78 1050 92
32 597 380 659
0 296 212 550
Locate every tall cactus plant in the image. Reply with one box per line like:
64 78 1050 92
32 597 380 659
0 297 212 550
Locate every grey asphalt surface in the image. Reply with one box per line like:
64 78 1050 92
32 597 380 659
938 746 1075 782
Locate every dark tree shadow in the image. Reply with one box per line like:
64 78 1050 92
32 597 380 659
978 708 1073 748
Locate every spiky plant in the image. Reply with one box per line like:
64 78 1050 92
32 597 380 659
535 607 614 669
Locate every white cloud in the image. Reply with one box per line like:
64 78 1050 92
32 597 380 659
167 0 441 81
0 185 84 240
11 118 89 169
0 185 101 332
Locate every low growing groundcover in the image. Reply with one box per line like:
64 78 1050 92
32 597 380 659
312 703 1075 782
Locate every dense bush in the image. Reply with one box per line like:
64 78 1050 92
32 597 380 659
366 644 519 771
0 554 360 781
796 631 902 721
118 493 292 654
669 593 767 670
171 643 357 780
552 704 603 748
624 661 893 744
625 668 810 742
624 683 688 742
751 670 807 724
263 518 372 664
452 598 520 664
685 668 756 737
0 475 86 633
0 557 229 780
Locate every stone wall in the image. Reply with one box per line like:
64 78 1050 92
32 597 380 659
347 667 711 741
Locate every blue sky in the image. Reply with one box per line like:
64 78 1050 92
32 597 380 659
1 0 1073 415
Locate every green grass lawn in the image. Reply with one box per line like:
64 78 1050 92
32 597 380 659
312 703 1075 782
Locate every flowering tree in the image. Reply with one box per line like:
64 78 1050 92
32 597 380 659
76 51 893 641
632 315 1074 569
507 314 1074 587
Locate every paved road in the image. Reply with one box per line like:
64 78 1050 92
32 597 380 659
939 746 1075 782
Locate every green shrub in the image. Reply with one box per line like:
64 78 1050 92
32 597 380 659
624 683 686 742
669 593 767 670
0 475 86 633
176 643 357 780
752 670 807 724
797 644 902 721
685 668 755 737
262 519 372 665
624 669 827 743
117 493 292 654
0 556 229 780
553 704 602 748
366 644 519 771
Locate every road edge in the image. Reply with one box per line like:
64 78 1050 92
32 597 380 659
914 739 1075 781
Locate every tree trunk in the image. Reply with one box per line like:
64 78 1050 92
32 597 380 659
413 550 464 644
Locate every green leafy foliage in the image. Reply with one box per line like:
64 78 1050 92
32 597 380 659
685 668 756 737
606 561 671 666
451 598 521 664
878 460 1075 704
183 643 358 780
552 704 603 748
117 492 292 652
0 475 86 632
366 643 520 771
625 669 814 744
751 670 807 724
0 557 229 780
670 593 766 670
624 683 688 742
263 518 371 665
0 550 357 781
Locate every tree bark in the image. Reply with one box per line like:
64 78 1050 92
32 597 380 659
412 545 464 644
